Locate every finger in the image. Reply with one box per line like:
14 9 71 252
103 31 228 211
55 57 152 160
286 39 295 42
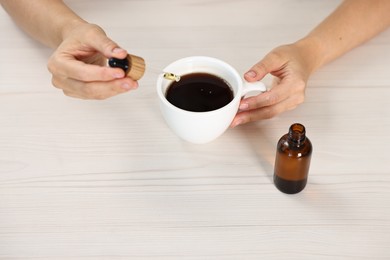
239 73 307 111
52 76 138 100
48 54 127 82
61 90 86 100
238 79 293 112
65 79 137 100
244 51 286 82
231 95 303 127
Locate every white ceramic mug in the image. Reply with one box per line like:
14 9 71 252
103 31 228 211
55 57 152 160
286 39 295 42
157 56 266 144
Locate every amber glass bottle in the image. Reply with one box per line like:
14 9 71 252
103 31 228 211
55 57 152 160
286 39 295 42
274 123 312 194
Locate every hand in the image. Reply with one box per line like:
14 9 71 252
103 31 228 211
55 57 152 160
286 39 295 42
231 42 318 127
47 23 138 99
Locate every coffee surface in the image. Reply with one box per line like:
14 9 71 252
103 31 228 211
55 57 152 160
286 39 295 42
166 73 234 112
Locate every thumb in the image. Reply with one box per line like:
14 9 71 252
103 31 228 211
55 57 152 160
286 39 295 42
86 26 128 59
244 51 284 82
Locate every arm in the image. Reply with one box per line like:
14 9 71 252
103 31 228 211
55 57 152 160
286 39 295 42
1 0 85 48
232 0 390 126
306 0 390 70
1 0 138 99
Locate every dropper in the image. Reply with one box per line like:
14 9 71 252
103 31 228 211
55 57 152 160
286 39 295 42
108 54 180 82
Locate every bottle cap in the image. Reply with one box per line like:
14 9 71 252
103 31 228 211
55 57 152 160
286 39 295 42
108 54 146 81
126 54 146 80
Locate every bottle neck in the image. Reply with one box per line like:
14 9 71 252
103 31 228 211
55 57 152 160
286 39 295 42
288 123 306 147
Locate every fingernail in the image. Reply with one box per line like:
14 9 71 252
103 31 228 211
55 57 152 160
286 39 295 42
113 47 125 54
114 72 124 79
239 103 249 110
231 119 243 128
121 83 131 90
245 70 257 78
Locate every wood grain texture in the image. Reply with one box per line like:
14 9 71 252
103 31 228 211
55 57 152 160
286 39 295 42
1 0 390 259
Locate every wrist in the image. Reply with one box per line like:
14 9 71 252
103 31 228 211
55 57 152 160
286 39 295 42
294 36 325 74
60 18 88 43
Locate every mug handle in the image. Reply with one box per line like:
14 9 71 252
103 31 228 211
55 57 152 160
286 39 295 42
241 80 267 97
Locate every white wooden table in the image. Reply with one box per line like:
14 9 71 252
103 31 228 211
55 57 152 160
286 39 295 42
1 1 390 259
